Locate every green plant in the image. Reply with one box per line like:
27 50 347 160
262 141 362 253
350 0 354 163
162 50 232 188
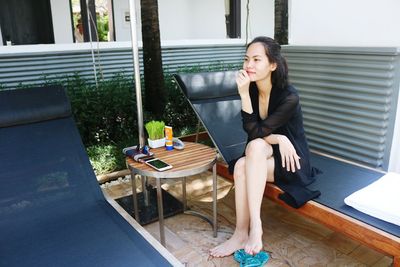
87 144 119 175
97 14 109 41
145 120 165 140
65 73 137 145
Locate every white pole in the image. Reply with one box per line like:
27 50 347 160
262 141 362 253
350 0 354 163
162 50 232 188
128 0 145 148
86 0 99 89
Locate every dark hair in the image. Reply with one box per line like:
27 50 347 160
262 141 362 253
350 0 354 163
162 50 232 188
246 36 289 89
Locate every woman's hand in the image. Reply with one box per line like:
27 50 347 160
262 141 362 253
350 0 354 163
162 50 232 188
277 135 301 172
236 70 251 97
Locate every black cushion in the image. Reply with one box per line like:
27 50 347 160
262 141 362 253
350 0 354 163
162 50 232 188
0 85 71 128
309 153 400 237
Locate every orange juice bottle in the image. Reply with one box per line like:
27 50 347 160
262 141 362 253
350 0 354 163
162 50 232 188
165 126 173 150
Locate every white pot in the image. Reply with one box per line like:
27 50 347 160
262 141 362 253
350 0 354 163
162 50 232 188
148 138 166 148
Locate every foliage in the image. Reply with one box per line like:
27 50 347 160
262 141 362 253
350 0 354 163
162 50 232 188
87 138 142 176
145 120 165 140
69 74 136 146
97 14 109 41
87 144 119 175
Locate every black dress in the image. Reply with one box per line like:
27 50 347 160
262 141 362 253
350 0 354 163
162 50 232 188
228 82 321 208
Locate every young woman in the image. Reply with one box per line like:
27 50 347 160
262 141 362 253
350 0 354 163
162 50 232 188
210 36 320 257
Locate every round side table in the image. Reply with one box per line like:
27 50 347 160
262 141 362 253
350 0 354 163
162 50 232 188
126 142 217 246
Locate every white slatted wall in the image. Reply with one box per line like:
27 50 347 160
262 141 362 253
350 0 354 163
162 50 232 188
283 46 400 169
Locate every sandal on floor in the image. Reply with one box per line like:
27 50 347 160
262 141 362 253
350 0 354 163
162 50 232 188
241 257 261 267
253 251 269 266
233 249 248 263
233 249 270 267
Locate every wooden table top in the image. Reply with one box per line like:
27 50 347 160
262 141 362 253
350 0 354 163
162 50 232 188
126 142 217 178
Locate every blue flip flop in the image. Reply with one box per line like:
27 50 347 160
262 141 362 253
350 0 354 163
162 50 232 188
233 249 270 267
253 251 269 266
233 249 248 263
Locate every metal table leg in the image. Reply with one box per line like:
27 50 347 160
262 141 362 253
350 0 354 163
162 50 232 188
141 176 150 206
130 171 140 222
182 177 187 211
212 163 217 237
181 167 218 237
156 178 166 246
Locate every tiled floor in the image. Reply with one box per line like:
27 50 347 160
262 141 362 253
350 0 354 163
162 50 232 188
102 172 393 266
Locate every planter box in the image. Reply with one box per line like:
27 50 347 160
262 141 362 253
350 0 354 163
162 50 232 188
148 138 165 149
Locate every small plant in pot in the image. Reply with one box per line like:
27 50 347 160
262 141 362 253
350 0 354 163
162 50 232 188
145 120 166 148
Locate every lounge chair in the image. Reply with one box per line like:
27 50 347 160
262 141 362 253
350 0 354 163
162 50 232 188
0 86 182 267
173 70 400 266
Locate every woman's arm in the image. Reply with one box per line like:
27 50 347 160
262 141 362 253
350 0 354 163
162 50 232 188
236 70 253 114
264 134 301 172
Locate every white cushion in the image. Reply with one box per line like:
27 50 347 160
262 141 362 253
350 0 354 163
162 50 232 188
344 172 400 226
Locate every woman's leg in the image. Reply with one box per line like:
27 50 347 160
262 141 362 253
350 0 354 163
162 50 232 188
210 138 274 257
209 157 249 257
243 138 274 255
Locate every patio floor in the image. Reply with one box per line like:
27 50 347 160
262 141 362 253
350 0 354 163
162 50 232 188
101 172 393 266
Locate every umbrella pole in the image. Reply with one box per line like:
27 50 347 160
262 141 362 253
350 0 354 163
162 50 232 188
128 0 145 148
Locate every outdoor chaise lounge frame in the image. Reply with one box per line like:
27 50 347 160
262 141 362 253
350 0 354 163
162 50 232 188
174 71 400 266
0 86 182 267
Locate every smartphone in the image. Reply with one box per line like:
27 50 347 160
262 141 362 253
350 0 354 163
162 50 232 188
144 158 173 171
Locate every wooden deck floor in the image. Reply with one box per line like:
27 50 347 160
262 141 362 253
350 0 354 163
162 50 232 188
101 172 393 267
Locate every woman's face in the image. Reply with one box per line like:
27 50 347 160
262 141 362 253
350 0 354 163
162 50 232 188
243 42 277 82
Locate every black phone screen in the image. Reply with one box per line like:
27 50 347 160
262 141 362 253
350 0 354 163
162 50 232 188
146 159 170 169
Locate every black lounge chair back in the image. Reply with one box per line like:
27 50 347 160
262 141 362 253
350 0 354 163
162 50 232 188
173 70 246 164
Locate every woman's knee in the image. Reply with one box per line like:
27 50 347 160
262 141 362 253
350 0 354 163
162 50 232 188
233 157 246 181
246 138 271 156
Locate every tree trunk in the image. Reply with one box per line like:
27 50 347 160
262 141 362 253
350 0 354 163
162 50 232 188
140 0 166 117
274 0 288 45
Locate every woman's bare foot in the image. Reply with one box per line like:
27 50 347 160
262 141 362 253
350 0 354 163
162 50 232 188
244 222 263 255
209 231 248 257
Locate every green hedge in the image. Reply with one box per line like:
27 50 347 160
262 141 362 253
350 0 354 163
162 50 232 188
67 73 137 146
